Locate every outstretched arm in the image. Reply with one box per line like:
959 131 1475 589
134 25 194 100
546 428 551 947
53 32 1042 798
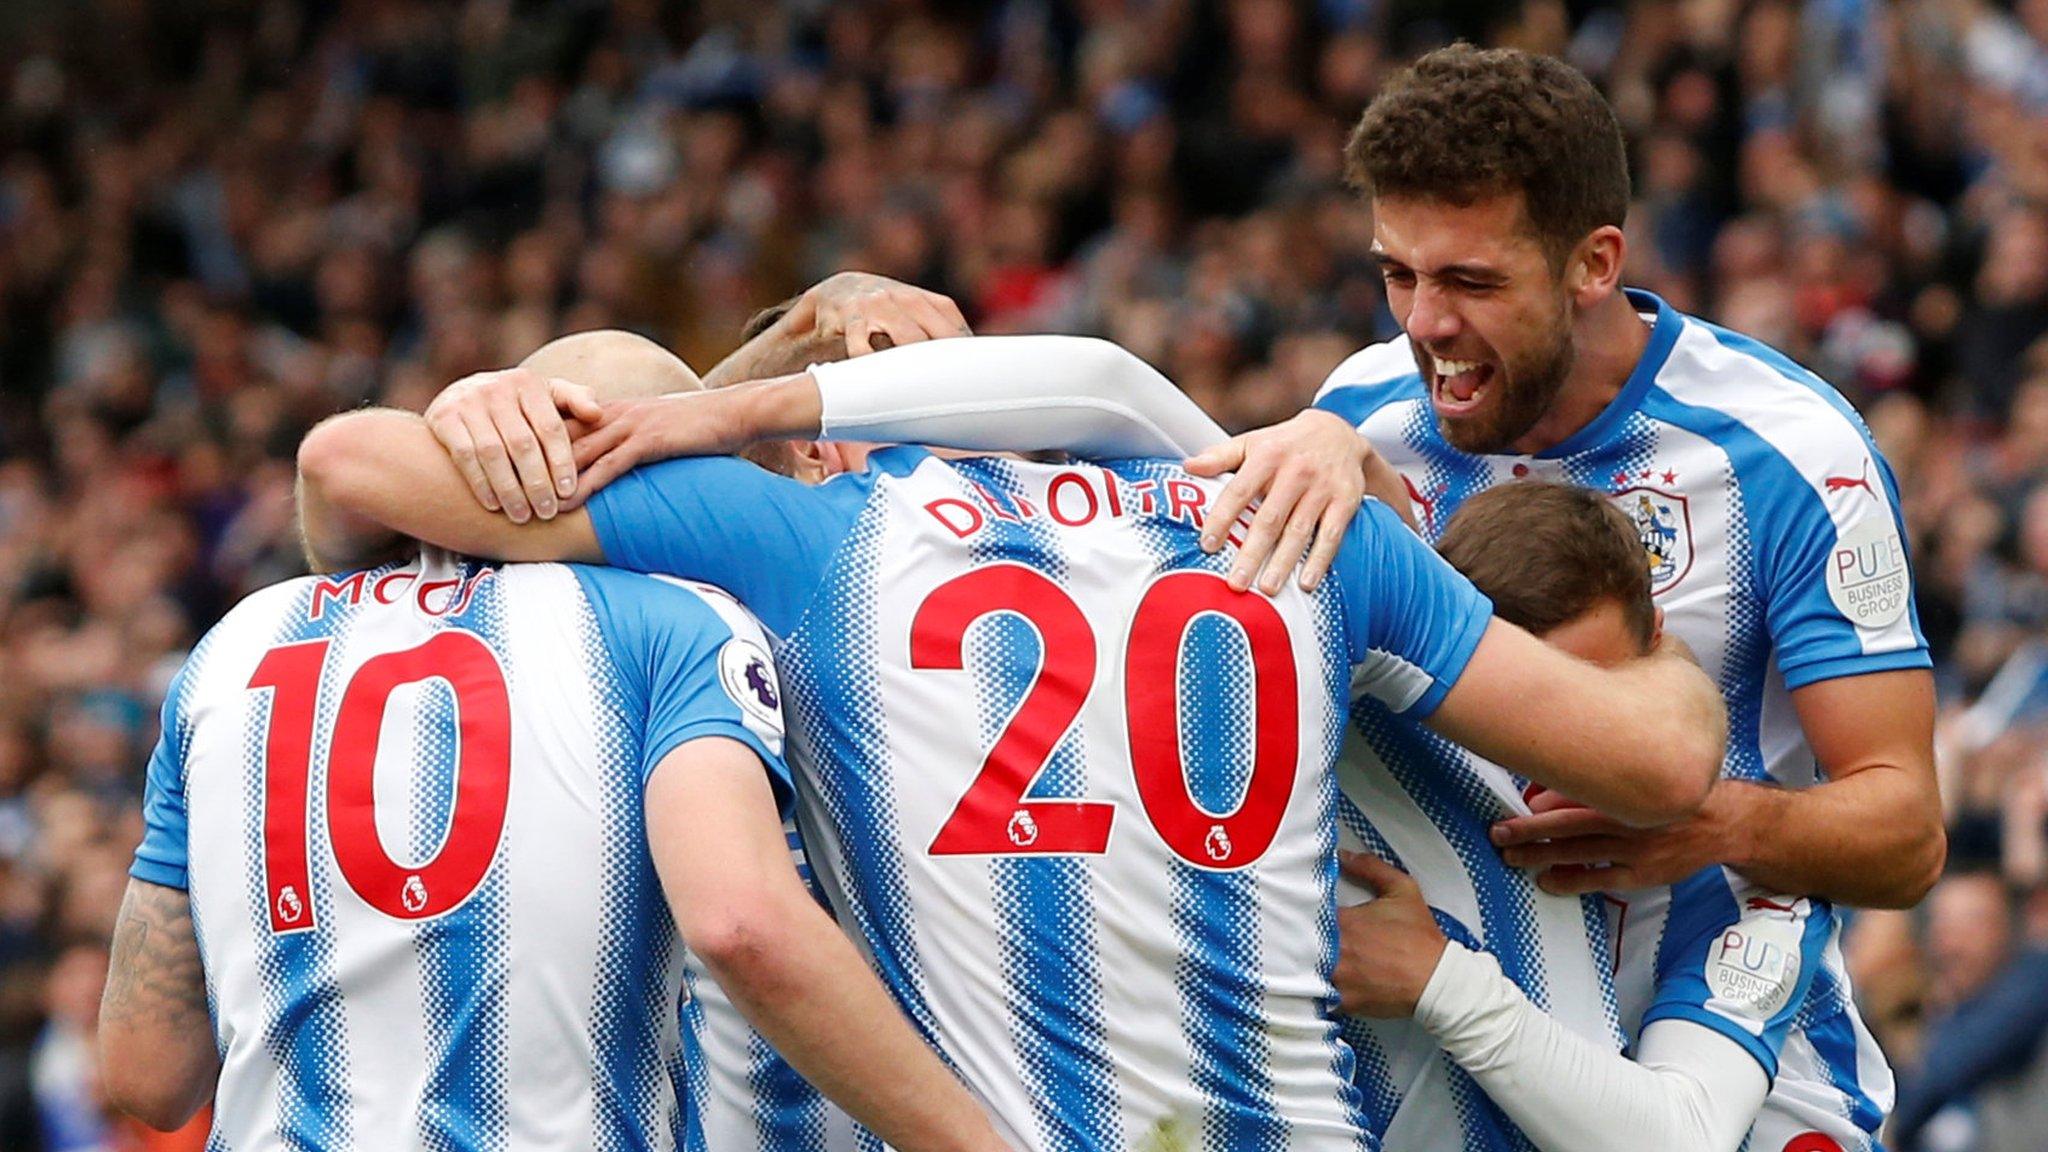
648 738 1012 1152
810 335 1228 458
296 405 603 569
99 879 220 1131
1336 853 1765 1152
1429 621 1724 827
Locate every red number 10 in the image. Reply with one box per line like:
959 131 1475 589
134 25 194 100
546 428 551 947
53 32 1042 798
912 565 1300 869
250 631 513 933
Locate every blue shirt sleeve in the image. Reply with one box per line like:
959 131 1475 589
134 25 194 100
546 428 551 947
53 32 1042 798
570 565 796 818
131 662 198 890
1754 446 1931 690
1331 498 1495 717
1640 870 1834 1079
584 455 870 637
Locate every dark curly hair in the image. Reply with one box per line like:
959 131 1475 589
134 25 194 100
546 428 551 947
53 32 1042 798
1344 44 1629 267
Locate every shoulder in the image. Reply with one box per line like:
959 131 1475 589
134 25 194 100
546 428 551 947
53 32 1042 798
1651 316 1886 480
568 565 762 644
1313 338 1426 425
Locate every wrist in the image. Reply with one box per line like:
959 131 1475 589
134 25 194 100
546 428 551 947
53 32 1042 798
1413 939 1485 1032
724 372 823 445
1703 780 1767 873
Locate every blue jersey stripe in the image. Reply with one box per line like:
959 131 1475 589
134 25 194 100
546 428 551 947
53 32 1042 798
782 502 947 1050
1174 864 1287 1151
1802 967 1887 1136
252 579 361 1151
677 968 711 1152
1118 460 1289 1151
970 461 1122 1152
1314 373 1425 432
748 1032 828 1151
416 586 510 1152
575 594 674 1152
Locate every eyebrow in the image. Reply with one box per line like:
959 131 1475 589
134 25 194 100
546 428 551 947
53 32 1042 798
1370 252 1508 283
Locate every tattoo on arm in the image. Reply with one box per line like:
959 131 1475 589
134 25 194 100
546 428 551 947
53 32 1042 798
103 880 211 1039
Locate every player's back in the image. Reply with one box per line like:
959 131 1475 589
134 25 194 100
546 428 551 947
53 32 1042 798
155 552 782 1152
774 450 1368 1150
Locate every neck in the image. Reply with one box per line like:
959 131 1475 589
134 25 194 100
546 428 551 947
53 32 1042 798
1508 291 1652 455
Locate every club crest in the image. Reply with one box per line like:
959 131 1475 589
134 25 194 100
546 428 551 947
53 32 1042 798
1615 486 1694 595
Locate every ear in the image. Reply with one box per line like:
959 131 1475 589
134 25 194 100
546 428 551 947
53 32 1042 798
1649 605 1666 650
1570 224 1628 309
787 440 831 484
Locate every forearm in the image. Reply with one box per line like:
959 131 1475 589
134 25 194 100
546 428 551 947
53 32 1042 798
1715 771 1945 907
1414 944 1763 1152
296 464 405 572
1436 626 1725 827
811 335 1227 457
99 880 220 1130
297 409 600 563
705 897 1005 1152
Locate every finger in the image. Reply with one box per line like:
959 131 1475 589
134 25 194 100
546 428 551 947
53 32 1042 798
924 290 971 335
1536 865 1628 897
1489 807 1624 847
435 415 501 512
1338 850 1418 897
1184 439 1249 480
519 381 579 503
870 313 931 351
489 385 559 520
550 378 602 423
573 447 638 504
906 293 968 340
1498 836 1634 871
461 408 531 522
1299 500 1354 591
1201 453 1276 555
1525 788 1587 815
1258 487 1326 596
1230 472 1307 592
571 416 631 472
844 316 877 356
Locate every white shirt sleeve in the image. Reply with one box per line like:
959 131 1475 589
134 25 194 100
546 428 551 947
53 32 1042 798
808 335 1230 458
1413 941 1769 1152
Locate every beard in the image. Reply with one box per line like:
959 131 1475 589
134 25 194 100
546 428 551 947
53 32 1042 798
1421 305 1577 455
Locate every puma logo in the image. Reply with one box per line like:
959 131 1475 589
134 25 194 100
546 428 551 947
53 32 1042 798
1824 461 1873 496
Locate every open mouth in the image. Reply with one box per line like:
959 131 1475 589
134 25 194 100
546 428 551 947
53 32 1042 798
1429 353 1494 417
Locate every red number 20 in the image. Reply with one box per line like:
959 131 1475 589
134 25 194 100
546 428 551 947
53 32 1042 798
912 565 1299 869
250 631 513 933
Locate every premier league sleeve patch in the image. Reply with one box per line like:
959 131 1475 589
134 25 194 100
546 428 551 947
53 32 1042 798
1824 519 1910 630
718 637 786 743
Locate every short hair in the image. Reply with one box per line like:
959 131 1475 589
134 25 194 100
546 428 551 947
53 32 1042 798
740 296 800 343
1436 479 1654 648
1344 44 1630 266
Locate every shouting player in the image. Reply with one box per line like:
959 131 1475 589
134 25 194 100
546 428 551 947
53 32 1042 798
293 359 1725 1149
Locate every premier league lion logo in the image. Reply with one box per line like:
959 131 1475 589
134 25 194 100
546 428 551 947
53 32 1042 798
1615 485 1694 594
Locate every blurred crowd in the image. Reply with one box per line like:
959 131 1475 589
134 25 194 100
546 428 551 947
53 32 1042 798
0 0 2045 1148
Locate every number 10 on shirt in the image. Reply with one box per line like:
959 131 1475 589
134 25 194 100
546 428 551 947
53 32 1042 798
249 631 513 934
914 564 1299 870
